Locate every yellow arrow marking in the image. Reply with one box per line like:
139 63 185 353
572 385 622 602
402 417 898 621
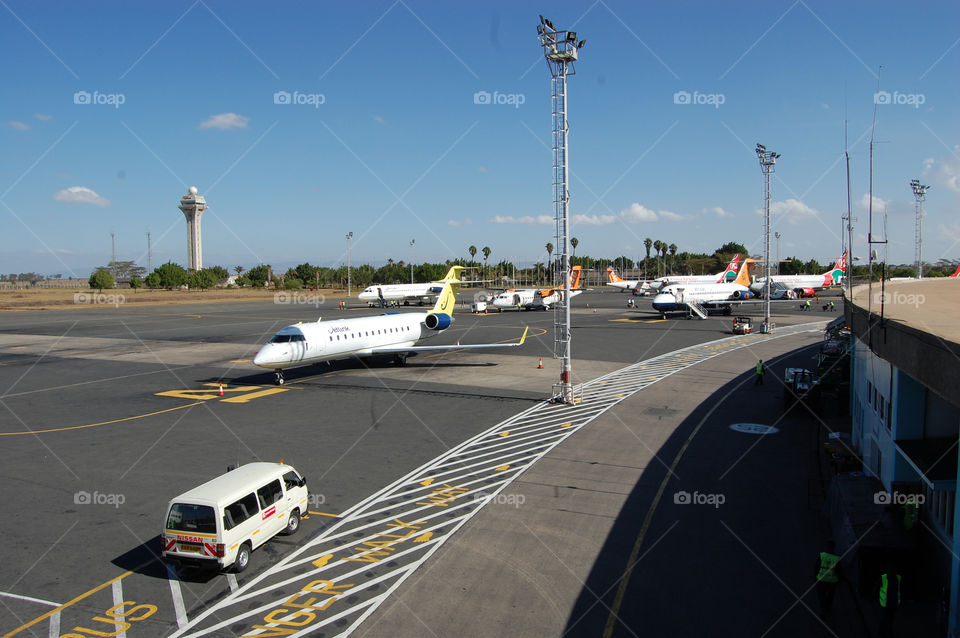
312 554 334 568
155 384 260 401
221 387 289 403
561 422 572 428
494 465 510 472
419 478 435 487
498 432 510 437
412 532 433 543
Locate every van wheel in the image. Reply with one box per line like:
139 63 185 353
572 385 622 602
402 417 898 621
233 543 251 573
284 509 301 535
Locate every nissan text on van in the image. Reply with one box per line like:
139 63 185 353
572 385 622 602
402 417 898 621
162 462 309 572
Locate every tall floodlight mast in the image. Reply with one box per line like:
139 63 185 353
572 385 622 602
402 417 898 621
910 179 930 279
755 144 780 333
538 15 585 404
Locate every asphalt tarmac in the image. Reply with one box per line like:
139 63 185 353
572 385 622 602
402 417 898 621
0 289 839 637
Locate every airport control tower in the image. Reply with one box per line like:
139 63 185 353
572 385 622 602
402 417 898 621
178 186 207 271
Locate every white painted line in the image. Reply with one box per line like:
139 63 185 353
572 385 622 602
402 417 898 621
166 565 189 629
48 611 60 638
0 591 60 607
112 579 127 638
226 573 239 593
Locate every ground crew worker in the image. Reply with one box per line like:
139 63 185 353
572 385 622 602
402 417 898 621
754 360 765 385
879 561 902 638
805 299 811 311
903 498 919 531
816 542 841 619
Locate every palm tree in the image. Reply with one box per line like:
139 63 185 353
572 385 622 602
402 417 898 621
482 246 491 282
644 238 653 280
468 245 477 267
653 240 662 277
570 237 579 258
669 244 678 274
234 265 244 277
659 242 668 276
545 242 554 285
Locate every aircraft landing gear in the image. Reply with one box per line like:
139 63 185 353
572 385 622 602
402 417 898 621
394 354 407 366
274 370 285 385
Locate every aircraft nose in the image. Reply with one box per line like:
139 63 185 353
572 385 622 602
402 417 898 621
253 344 280 367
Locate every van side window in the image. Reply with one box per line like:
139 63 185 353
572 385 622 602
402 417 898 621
257 480 283 508
224 493 259 530
282 470 302 491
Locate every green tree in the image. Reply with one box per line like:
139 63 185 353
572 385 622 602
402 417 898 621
481 246 491 282
144 272 161 289
669 244 678 274
570 237 579 257
129 276 143 292
206 266 229 283
89 269 114 292
234 265 245 277
468 245 477 266
653 240 663 276
187 269 217 290
152 262 187 289
246 264 271 288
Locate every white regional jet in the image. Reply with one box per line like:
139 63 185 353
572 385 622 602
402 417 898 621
254 278 527 384
607 254 742 294
358 266 464 307
748 252 848 298
651 259 757 318
491 266 583 311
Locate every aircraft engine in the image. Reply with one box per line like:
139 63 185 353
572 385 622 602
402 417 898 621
732 290 754 300
424 313 453 330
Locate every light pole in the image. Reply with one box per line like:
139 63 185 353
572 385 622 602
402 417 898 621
756 144 780 332
346 232 353 296
409 239 415 283
774 232 781 275
538 15 585 404
910 179 930 279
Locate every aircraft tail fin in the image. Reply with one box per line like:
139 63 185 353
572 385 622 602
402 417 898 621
952 263 960 278
607 267 625 283
716 253 742 282
732 258 754 288
822 251 848 286
429 279 459 315
570 265 583 290
439 266 466 282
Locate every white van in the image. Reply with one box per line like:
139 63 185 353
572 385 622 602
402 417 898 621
161 462 309 572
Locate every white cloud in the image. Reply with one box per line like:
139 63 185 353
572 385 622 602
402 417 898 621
8 121 29 130
199 113 249 130
373 115 385 124
490 215 553 225
53 186 111 207
573 213 618 225
766 198 820 225
619 202 658 223
658 210 686 222
922 147 960 193
701 206 734 218
33 113 52 120
857 192 890 211
448 218 473 227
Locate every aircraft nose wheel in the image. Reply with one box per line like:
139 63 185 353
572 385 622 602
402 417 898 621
275 370 285 385
394 354 407 366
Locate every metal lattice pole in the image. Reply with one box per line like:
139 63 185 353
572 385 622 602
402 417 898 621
538 16 584 404
756 144 779 332
910 180 929 279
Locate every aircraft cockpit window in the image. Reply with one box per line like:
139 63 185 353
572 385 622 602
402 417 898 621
270 334 305 343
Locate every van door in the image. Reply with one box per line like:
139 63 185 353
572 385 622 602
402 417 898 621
256 479 286 538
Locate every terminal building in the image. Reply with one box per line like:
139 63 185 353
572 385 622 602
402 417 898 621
847 279 960 634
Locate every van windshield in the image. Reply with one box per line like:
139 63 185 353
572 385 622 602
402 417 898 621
166 503 216 534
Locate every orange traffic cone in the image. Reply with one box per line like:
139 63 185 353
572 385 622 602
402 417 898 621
218 383 224 396
537 357 543 369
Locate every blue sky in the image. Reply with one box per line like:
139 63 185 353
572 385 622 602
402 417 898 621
2 0 958 277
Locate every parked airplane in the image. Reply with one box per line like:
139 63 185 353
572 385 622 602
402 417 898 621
748 252 848 298
651 260 758 318
254 278 527 384
608 254 742 294
358 266 464 307
491 266 583 311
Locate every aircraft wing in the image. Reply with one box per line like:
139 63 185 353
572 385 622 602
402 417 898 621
369 327 528 353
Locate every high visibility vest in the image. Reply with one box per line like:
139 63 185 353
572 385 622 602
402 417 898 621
818 553 839 583
879 573 902 608
755 362 764 375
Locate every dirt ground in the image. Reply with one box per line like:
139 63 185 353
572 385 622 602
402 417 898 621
0 287 346 311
